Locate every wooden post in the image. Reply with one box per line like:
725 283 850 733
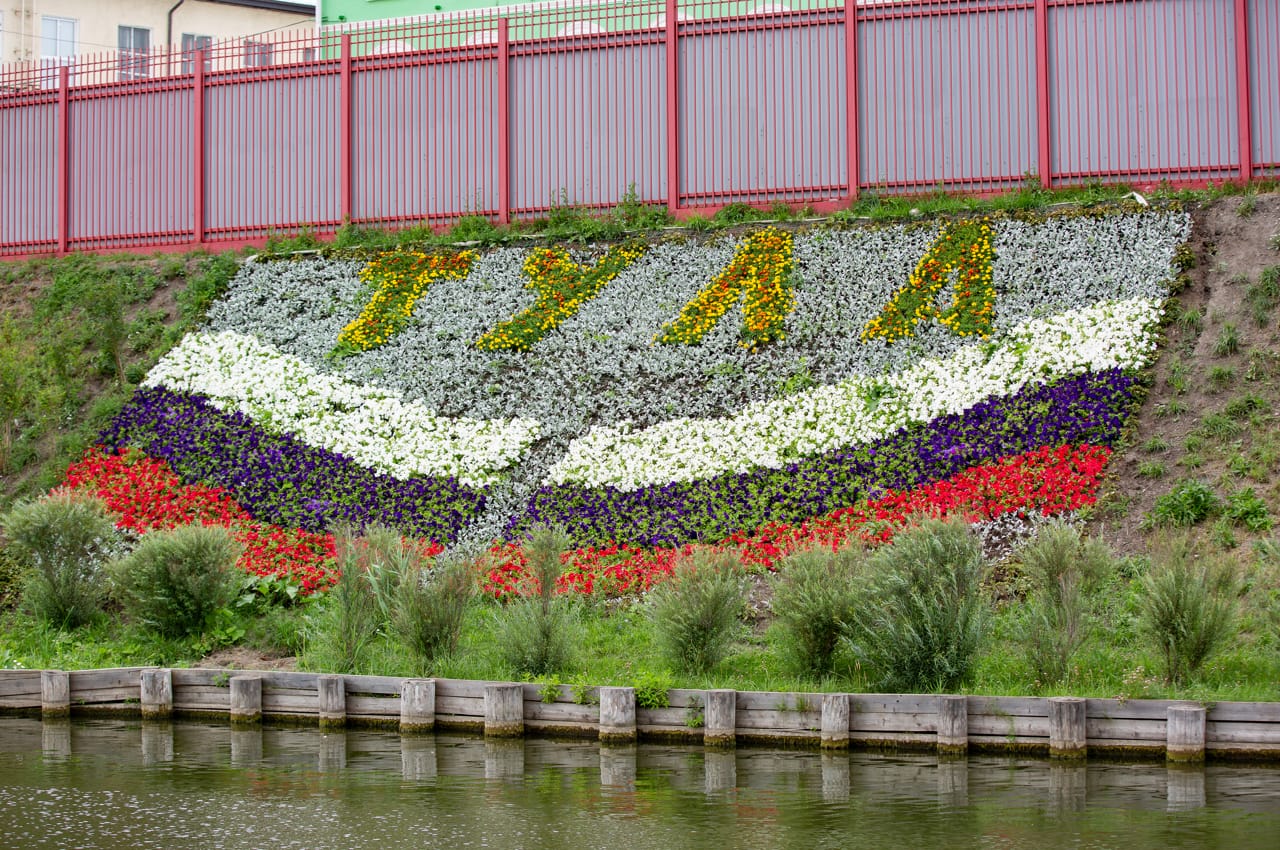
703 689 736 749
229 676 262 726
936 695 968 756
599 686 637 744
318 674 346 730
1048 697 1087 759
140 668 173 721
600 744 637 790
1166 705 1207 764
484 683 524 738
40 670 70 719
400 678 436 734
820 693 849 750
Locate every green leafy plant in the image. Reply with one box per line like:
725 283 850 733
646 550 746 675
1137 461 1166 479
1225 487 1272 532
1140 538 1238 684
1213 323 1241 357
631 671 672 709
1146 479 1223 528
109 524 241 638
493 527 579 677
1 492 118 629
844 519 988 692
305 528 381 674
768 545 865 676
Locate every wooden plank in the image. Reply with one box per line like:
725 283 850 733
261 693 318 714
966 696 1049 718
73 687 140 704
0 696 40 709
848 711 935 734
635 707 691 728
664 689 703 709
0 672 43 697
735 691 825 712
1207 740 1280 753
847 730 936 746
524 701 598 724
343 675 401 696
435 679 489 700
523 718 597 736
69 669 145 691
435 695 484 718
1208 702 1280 723
1087 698 1178 721
172 669 225 687
346 695 400 717
173 685 231 710
849 695 939 715
968 734 1049 748
1086 717 1166 742
1206 721 1280 744
735 708 821 732
969 713 1049 738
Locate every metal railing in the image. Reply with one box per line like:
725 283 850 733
0 0 1275 257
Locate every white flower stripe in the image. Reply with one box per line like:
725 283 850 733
547 298 1162 490
144 330 540 486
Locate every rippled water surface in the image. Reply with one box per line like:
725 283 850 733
0 719 1277 849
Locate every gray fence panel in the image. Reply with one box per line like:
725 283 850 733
68 88 192 246
680 19 846 203
354 57 500 223
1248 0 1279 172
510 42 665 213
1049 0 1239 182
0 99 56 248
858 4 1036 193
206 73 341 237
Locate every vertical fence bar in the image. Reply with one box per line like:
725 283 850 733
340 33 353 225
193 49 206 245
1234 0 1253 181
56 65 70 254
844 0 860 202
497 18 511 225
1034 0 1052 188
664 0 679 214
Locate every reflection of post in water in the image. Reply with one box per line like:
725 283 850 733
936 757 968 807
1166 765 1206 812
704 750 737 796
1049 762 1087 812
141 722 174 765
600 744 637 791
41 719 71 761
401 735 438 782
485 739 525 780
230 727 264 766
820 751 850 802
319 731 348 771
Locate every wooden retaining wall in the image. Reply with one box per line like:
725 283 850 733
3 667 1279 762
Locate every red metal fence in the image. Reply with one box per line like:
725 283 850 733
0 0 1275 257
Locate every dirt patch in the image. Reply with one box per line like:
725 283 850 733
197 647 299 672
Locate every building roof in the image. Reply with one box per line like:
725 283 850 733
203 0 316 15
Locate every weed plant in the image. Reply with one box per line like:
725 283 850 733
1140 538 1238 684
1146 479 1223 528
1 492 119 629
647 549 746 675
390 553 476 674
493 527 579 677
109 524 241 638
305 529 381 674
768 545 865 677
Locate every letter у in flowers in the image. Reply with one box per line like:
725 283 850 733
338 250 476 351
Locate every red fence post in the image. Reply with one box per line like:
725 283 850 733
665 0 679 215
193 49 206 246
340 33 353 226
1234 0 1253 182
844 0 859 203
497 18 511 225
1034 0 1052 189
56 64 70 255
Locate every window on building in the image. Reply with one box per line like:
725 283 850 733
118 25 150 81
180 33 213 74
243 39 272 68
40 16 77 63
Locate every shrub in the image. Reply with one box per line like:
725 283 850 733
305 528 381 674
646 549 746 675
1140 538 1237 684
1016 523 1115 685
1146 479 1223 528
390 554 476 673
769 545 866 677
1225 487 1272 532
1 492 119 629
109 524 241 638
493 527 578 677
845 519 988 692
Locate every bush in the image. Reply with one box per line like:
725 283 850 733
1140 538 1237 684
1016 523 1115 685
1146 479 1223 528
390 554 476 673
1 492 119 629
109 524 241 638
493 527 578 677
647 549 746 675
305 528 381 674
769 545 866 677
845 519 988 692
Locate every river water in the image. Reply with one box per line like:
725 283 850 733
0 718 1276 849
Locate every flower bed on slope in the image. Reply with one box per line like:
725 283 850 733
82 210 1189 583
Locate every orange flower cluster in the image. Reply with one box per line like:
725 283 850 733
861 219 996 343
475 243 645 352
337 250 476 351
656 226 795 351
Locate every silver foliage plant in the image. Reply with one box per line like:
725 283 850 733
205 213 1190 543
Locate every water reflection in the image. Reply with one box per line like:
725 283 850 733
0 718 1277 850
